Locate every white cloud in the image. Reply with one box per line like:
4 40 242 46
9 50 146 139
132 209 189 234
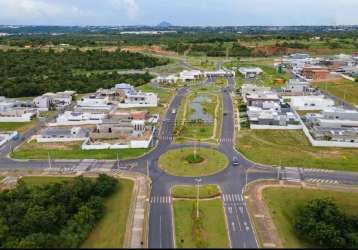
0 0 91 24
109 0 139 19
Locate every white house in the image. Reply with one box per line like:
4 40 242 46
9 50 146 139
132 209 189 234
0 108 37 122
289 96 335 111
179 70 203 82
77 94 113 111
33 91 75 111
204 70 235 78
49 111 107 126
238 67 263 79
114 83 135 94
118 91 158 108
152 75 179 84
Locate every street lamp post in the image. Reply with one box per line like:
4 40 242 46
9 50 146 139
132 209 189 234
195 178 202 219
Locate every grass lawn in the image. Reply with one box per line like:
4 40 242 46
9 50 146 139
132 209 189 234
174 92 222 144
172 184 221 199
159 147 228 177
82 178 134 248
0 119 37 133
312 79 358 106
21 176 74 186
12 141 150 160
237 130 358 172
173 198 229 248
262 187 358 248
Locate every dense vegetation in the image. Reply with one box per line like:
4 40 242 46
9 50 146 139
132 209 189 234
0 175 118 248
0 49 165 97
294 199 358 248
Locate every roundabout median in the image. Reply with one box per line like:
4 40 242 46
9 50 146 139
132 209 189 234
158 147 228 177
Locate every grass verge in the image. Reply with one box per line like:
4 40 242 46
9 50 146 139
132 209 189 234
262 187 358 248
173 198 229 248
237 129 358 172
172 184 221 199
0 119 37 133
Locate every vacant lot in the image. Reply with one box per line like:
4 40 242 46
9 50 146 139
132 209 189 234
172 184 221 199
0 120 37 133
173 198 229 248
12 141 150 160
159 147 228 177
313 79 358 106
236 130 358 172
262 187 358 248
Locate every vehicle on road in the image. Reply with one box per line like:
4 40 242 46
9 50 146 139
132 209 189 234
172 109 176 114
232 156 239 166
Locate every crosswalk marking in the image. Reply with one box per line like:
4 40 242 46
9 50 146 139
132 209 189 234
150 196 172 204
304 168 334 173
159 136 173 141
222 194 244 203
220 138 233 143
306 178 339 185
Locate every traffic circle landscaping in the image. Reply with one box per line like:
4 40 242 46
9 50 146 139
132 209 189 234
158 147 228 177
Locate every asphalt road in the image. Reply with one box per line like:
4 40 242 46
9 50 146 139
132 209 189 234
1 71 358 248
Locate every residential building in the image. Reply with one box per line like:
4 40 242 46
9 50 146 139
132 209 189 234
33 91 75 111
0 108 37 122
50 111 107 126
302 66 330 81
179 70 203 82
118 91 158 108
238 67 263 79
289 96 335 111
37 127 89 143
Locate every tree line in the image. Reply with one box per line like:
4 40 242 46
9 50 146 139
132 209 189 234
294 198 358 248
0 175 118 248
0 49 165 97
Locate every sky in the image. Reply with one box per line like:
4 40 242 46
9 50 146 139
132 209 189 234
0 0 357 26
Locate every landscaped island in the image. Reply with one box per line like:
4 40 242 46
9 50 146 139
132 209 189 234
159 147 228 177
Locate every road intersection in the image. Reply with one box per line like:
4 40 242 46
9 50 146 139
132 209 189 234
1 73 358 248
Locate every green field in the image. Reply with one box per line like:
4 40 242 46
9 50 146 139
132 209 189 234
159 147 228 177
82 178 134 248
0 120 37 133
20 176 133 248
313 79 358 106
237 130 358 172
262 187 358 248
172 184 221 199
174 92 222 144
173 198 229 248
12 141 150 160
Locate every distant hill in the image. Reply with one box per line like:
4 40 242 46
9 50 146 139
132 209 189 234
157 21 173 28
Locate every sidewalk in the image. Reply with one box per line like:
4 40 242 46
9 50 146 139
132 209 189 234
118 171 151 249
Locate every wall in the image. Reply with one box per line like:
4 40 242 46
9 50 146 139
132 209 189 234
48 120 102 127
0 117 32 122
0 131 18 147
250 124 302 130
37 137 88 143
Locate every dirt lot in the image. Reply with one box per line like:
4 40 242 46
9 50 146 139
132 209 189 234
121 45 177 57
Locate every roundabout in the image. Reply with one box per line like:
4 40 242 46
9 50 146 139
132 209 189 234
158 147 229 177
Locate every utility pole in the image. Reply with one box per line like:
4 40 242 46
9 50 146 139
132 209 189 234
117 152 120 169
48 152 52 169
147 160 150 178
195 178 202 219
